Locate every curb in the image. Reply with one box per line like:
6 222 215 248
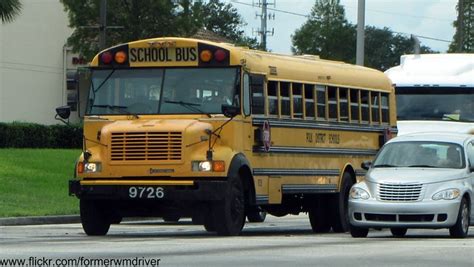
0 215 80 226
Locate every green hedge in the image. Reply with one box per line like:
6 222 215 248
0 122 82 148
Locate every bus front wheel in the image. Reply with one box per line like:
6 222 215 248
80 199 111 236
309 196 331 233
331 172 354 233
211 174 246 236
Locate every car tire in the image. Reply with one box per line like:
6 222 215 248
309 197 331 233
210 174 246 236
80 199 111 236
449 197 470 238
247 208 267 223
350 224 369 238
390 228 408 237
331 172 354 233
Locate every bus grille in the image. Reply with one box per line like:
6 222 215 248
110 132 182 162
377 183 423 202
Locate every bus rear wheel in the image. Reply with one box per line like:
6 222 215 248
80 199 111 236
309 197 331 233
211 174 246 236
331 172 354 233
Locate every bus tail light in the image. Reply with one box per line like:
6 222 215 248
200 50 212 62
101 52 113 64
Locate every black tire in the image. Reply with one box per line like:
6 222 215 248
331 172 354 233
210 174 246 236
162 215 181 222
80 199 111 236
309 197 331 233
247 207 267 223
390 228 408 237
449 197 470 238
350 224 369 238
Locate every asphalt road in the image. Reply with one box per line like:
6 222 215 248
1 214 473 267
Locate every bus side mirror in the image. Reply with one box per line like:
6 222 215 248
222 104 239 118
55 105 71 125
361 161 372 170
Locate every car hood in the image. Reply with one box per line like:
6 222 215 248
366 168 468 184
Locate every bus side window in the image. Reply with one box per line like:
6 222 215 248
328 86 337 121
267 81 278 116
350 89 360 123
280 82 291 117
339 87 349 122
316 85 327 120
381 93 389 124
304 84 315 119
371 92 380 124
250 74 265 115
292 83 303 119
361 90 370 123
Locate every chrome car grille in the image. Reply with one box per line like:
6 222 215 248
377 183 423 202
110 131 182 162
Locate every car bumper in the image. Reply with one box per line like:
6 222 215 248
69 179 227 201
349 198 461 228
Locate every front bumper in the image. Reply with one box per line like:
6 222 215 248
69 179 227 201
349 198 461 228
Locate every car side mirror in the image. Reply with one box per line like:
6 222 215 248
222 104 239 118
55 105 71 125
361 161 372 170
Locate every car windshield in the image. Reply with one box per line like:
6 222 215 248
86 67 240 115
373 141 465 169
396 87 474 122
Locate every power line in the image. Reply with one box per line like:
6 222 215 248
229 0 452 43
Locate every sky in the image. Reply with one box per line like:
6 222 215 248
222 0 458 54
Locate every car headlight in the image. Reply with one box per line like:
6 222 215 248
350 187 370 200
432 188 460 200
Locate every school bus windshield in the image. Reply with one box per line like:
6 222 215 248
87 67 240 115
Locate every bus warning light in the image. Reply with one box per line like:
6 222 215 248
115 51 127 64
200 50 212 62
214 49 226 62
101 52 113 64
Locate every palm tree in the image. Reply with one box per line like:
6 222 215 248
0 0 22 23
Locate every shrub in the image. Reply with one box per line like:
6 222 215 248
0 122 82 148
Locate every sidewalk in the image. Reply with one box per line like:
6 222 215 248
0 215 80 226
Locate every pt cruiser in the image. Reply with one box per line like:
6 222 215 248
349 132 474 238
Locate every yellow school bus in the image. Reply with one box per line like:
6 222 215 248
63 37 396 236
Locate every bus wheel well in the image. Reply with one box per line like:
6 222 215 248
239 165 255 206
342 165 356 185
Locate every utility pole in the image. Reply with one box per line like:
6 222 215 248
356 0 365 66
99 0 107 50
254 0 275 50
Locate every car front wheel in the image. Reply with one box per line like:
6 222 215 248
449 197 470 238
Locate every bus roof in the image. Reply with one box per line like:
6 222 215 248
384 53 474 87
90 37 392 92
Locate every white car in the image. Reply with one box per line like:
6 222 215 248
349 132 474 238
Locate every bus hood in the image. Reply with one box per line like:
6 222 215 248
397 121 474 136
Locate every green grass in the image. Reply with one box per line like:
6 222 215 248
0 149 81 217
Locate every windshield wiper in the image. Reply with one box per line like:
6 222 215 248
164 100 211 118
373 164 398 168
91 104 139 118
406 164 437 168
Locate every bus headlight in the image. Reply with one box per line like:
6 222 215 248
192 161 225 172
432 189 460 200
350 187 370 200
83 162 102 173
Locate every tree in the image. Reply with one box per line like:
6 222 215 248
449 0 473 52
60 0 258 59
0 0 22 23
292 0 355 62
292 0 435 71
